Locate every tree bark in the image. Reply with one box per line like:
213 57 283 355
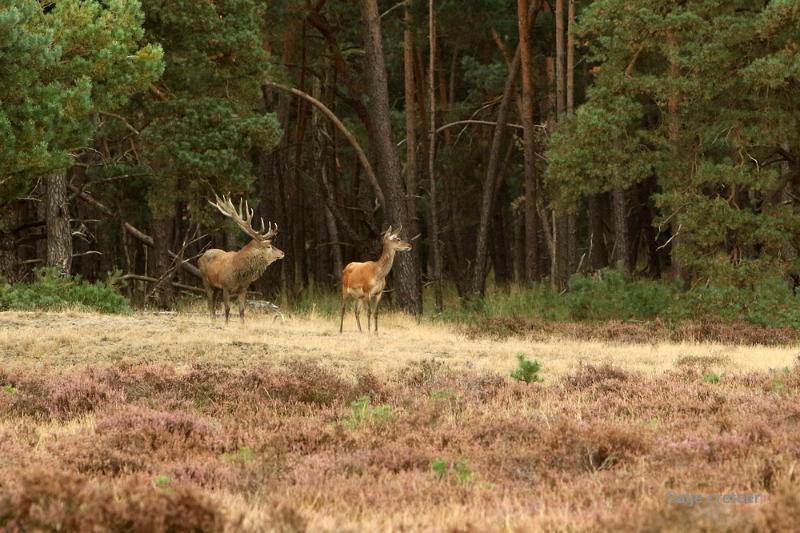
550 0 570 290
518 0 541 285
612 186 632 274
588 194 609 270
566 0 575 112
361 0 422 315
555 0 566 119
427 0 444 311
46 173 72 276
150 215 175 308
403 3 420 241
566 0 578 277
666 29 688 288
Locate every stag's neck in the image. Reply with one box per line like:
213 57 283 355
234 240 271 284
375 244 397 280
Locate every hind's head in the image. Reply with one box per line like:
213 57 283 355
382 225 412 252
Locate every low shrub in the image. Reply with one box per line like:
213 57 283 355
0 268 130 314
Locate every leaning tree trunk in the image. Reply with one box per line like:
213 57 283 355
46 173 72 276
361 0 422 316
469 46 520 299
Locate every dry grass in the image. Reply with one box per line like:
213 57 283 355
1 310 800 531
1 311 797 379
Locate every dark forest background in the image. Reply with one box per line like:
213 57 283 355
1 0 799 322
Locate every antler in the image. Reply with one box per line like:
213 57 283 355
209 194 278 241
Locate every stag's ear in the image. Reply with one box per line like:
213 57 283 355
384 225 393 237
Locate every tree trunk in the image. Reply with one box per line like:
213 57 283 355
566 0 578 277
403 3 420 247
518 0 541 285
46 173 72 276
666 29 689 288
427 0 444 311
566 0 575 112
555 0 566 120
361 0 422 315
150 215 175 308
588 194 609 270
612 186 632 274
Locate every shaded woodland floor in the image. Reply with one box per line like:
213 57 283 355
1 312 799 531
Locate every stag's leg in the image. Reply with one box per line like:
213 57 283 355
204 284 216 321
222 289 231 324
238 291 247 323
354 299 363 333
366 297 372 332
339 296 347 333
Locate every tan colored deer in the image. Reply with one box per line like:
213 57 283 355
198 194 284 323
339 225 412 333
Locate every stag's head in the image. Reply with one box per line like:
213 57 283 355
382 225 412 252
209 194 285 262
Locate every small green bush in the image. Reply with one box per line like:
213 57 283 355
510 353 543 384
703 372 721 384
342 395 393 428
431 457 472 483
0 268 130 314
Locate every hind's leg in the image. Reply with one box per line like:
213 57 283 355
339 296 348 333
372 292 383 333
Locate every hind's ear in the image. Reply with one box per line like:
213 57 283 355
384 225 393 237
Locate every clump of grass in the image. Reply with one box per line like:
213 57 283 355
342 395 393 428
153 474 172 488
703 372 722 384
510 353 543 384
222 446 253 465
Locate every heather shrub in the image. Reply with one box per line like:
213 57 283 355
0 468 224 531
0 368 123 420
93 407 226 454
0 268 130 314
562 363 631 390
51 369 123 419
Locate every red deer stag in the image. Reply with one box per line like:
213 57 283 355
340 225 412 333
198 194 284 323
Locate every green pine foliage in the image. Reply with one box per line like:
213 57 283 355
0 268 130 314
510 353 543 384
545 0 800 291
133 0 282 220
0 0 164 187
